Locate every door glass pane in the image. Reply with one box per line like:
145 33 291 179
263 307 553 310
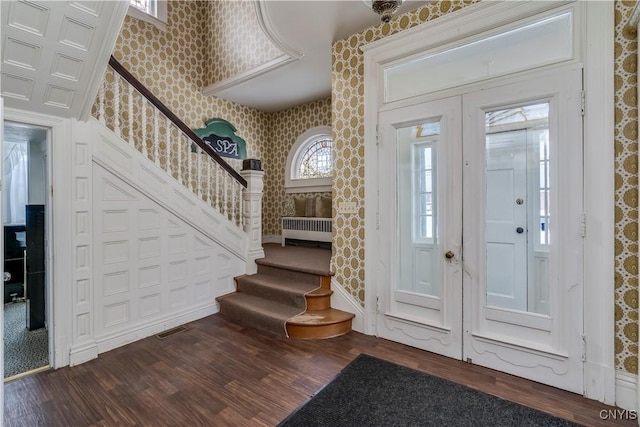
397 121 440 298
485 103 550 315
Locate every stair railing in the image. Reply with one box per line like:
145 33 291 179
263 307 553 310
93 55 246 228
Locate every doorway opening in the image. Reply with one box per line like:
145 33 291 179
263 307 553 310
3 121 50 380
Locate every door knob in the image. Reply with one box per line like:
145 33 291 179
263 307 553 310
445 250 455 259
516 227 524 234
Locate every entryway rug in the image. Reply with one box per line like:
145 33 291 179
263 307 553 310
278 354 582 427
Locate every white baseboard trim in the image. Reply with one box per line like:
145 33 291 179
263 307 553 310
69 341 98 367
94 302 219 355
262 235 281 244
331 277 365 333
615 370 637 411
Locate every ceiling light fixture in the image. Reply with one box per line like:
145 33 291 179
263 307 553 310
372 0 403 23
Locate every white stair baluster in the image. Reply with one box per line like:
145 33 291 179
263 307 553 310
128 85 134 147
98 79 105 124
187 139 193 192
114 75 120 137
197 147 203 199
166 118 172 176
153 109 160 166
141 98 148 157
177 133 183 185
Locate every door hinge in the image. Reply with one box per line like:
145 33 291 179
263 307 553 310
0 179 3 192
50 185 54 197
581 335 587 362
376 212 380 230
580 91 585 116
580 213 586 238
376 296 380 312
376 124 379 146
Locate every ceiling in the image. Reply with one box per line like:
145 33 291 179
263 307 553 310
214 0 428 113
0 1 427 118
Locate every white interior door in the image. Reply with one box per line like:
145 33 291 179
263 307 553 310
376 67 583 393
377 97 462 360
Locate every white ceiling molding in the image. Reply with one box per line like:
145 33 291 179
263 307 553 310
0 0 129 120
202 0 302 99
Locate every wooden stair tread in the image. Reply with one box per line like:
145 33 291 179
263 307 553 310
287 308 355 326
306 287 333 297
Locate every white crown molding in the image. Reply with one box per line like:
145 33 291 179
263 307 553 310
203 1 303 98
203 54 298 97
253 0 303 62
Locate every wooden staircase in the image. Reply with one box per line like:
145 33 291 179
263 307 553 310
217 244 354 339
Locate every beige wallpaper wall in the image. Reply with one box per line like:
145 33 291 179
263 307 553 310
113 1 269 164
205 1 283 87
332 0 638 373
614 1 638 375
262 98 332 236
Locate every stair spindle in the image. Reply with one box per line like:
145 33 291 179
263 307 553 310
114 76 121 137
141 98 148 157
154 109 160 166
166 118 172 176
98 79 106 125
187 143 193 193
128 85 134 147
197 148 203 200
177 133 183 185
205 158 211 204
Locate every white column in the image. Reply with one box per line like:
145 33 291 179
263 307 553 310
240 164 264 275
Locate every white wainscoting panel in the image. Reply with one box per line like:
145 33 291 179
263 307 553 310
92 165 244 353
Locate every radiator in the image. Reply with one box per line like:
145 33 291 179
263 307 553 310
281 217 332 246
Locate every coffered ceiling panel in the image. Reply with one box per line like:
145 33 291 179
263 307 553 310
1 0 129 119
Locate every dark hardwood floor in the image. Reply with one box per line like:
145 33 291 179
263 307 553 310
4 315 634 426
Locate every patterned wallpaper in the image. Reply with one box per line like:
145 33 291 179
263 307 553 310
204 1 284 87
331 0 477 305
614 1 638 375
262 98 332 236
113 1 269 164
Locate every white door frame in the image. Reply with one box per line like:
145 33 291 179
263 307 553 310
363 0 614 403
3 108 74 372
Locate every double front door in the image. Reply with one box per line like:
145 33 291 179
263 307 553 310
376 68 584 393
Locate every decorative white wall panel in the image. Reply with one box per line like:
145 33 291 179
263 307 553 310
0 0 129 119
88 118 245 354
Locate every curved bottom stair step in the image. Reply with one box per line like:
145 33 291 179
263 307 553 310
286 308 355 339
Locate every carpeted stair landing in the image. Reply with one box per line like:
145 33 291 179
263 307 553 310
217 244 354 339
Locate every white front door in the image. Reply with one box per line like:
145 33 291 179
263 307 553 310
377 67 584 393
377 96 463 360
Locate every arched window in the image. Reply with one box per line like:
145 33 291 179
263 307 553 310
285 126 332 193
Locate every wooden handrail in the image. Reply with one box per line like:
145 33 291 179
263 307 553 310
108 56 247 188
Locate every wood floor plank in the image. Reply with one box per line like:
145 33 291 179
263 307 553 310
4 314 635 427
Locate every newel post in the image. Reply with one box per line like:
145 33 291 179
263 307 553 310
241 159 265 274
